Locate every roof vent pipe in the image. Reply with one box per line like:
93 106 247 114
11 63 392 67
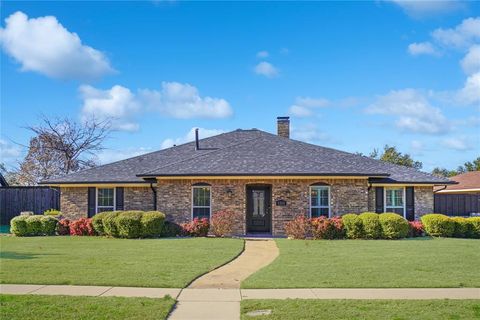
195 128 200 150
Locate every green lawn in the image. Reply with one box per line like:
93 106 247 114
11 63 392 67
242 238 480 288
241 299 480 320
0 236 243 288
0 294 175 320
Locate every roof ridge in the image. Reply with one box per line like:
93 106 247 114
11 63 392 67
137 131 266 176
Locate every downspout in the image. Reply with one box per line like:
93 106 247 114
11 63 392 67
434 185 447 193
150 183 157 211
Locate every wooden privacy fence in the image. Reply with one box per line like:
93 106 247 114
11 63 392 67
434 193 480 216
0 187 60 225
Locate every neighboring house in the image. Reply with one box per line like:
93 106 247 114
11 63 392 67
41 117 453 236
434 171 480 216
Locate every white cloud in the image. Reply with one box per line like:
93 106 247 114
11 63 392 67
80 85 140 132
0 138 23 168
254 61 279 78
256 50 269 58
366 89 450 134
161 127 225 149
288 96 330 118
408 42 439 56
442 136 472 150
96 147 152 164
461 45 480 75
390 0 466 18
432 17 480 48
0 11 114 80
291 123 331 143
456 72 480 105
139 82 233 119
410 140 425 155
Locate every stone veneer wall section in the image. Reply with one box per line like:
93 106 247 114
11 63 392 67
156 178 369 236
124 187 155 211
414 186 434 219
60 187 88 220
60 187 155 219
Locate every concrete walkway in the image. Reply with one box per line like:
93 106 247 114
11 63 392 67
169 239 279 319
188 239 279 289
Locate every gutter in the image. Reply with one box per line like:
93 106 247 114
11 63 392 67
144 178 157 211
434 185 448 193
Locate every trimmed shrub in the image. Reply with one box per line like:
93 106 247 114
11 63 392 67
41 216 58 236
468 217 480 239
92 211 114 236
359 212 382 239
103 211 121 237
451 217 472 238
10 215 29 236
57 219 70 235
379 213 410 239
26 215 44 236
210 210 236 237
182 218 210 237
341 214 364 239
409 220 424 237
116 211 144 238
69 218 94 236
285 215 311 240
311 216 345 240
161 221 183 237
44 209 62 216
141 211 166 238
421 214 454 237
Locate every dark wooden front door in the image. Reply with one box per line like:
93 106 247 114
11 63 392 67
246 185 271 233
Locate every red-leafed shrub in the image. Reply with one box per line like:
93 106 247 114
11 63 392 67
285 215 311 239
409 220 424 237
57 219 70 235
210 210 236 237
311 216 345 240
69 218 94 236
181 218 210 237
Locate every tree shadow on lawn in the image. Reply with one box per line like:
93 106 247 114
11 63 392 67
0 251 59 260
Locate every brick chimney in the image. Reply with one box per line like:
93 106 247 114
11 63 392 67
277 116 290 138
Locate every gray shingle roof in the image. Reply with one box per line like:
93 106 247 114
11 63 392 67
41 129 453 185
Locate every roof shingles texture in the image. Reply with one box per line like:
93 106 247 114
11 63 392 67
42 129 452 184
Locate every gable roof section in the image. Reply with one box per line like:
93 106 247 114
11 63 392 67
41 129 453 185
435 171 480 192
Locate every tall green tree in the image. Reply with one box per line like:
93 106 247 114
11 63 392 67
431 157 480 178
369 145 423 170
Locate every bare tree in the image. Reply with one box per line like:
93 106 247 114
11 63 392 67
16 116 111 185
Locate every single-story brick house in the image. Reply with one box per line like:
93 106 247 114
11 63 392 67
41 117 453 236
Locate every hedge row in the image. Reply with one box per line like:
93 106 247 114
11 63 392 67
420 214 480 238
285 212 411 240
10 215 58 236
92 211 166 238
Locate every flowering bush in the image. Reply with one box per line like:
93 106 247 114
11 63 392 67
69 218 94 236
311 216 345 240
409 220 424 237
182 218 210 237
210 210 236 237
57 219 70 235
285 215 311 239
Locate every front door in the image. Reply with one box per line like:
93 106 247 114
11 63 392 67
246 185 271 233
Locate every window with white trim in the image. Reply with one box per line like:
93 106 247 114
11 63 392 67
309 185 330 217
192 186 211 219
385 187 405 216
97 188 115 213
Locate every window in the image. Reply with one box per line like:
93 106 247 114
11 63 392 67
192 186 211 219
385 187 405 216
310 185 330 217
97 188 115 213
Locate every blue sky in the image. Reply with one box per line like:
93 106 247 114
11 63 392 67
1 1 479 172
